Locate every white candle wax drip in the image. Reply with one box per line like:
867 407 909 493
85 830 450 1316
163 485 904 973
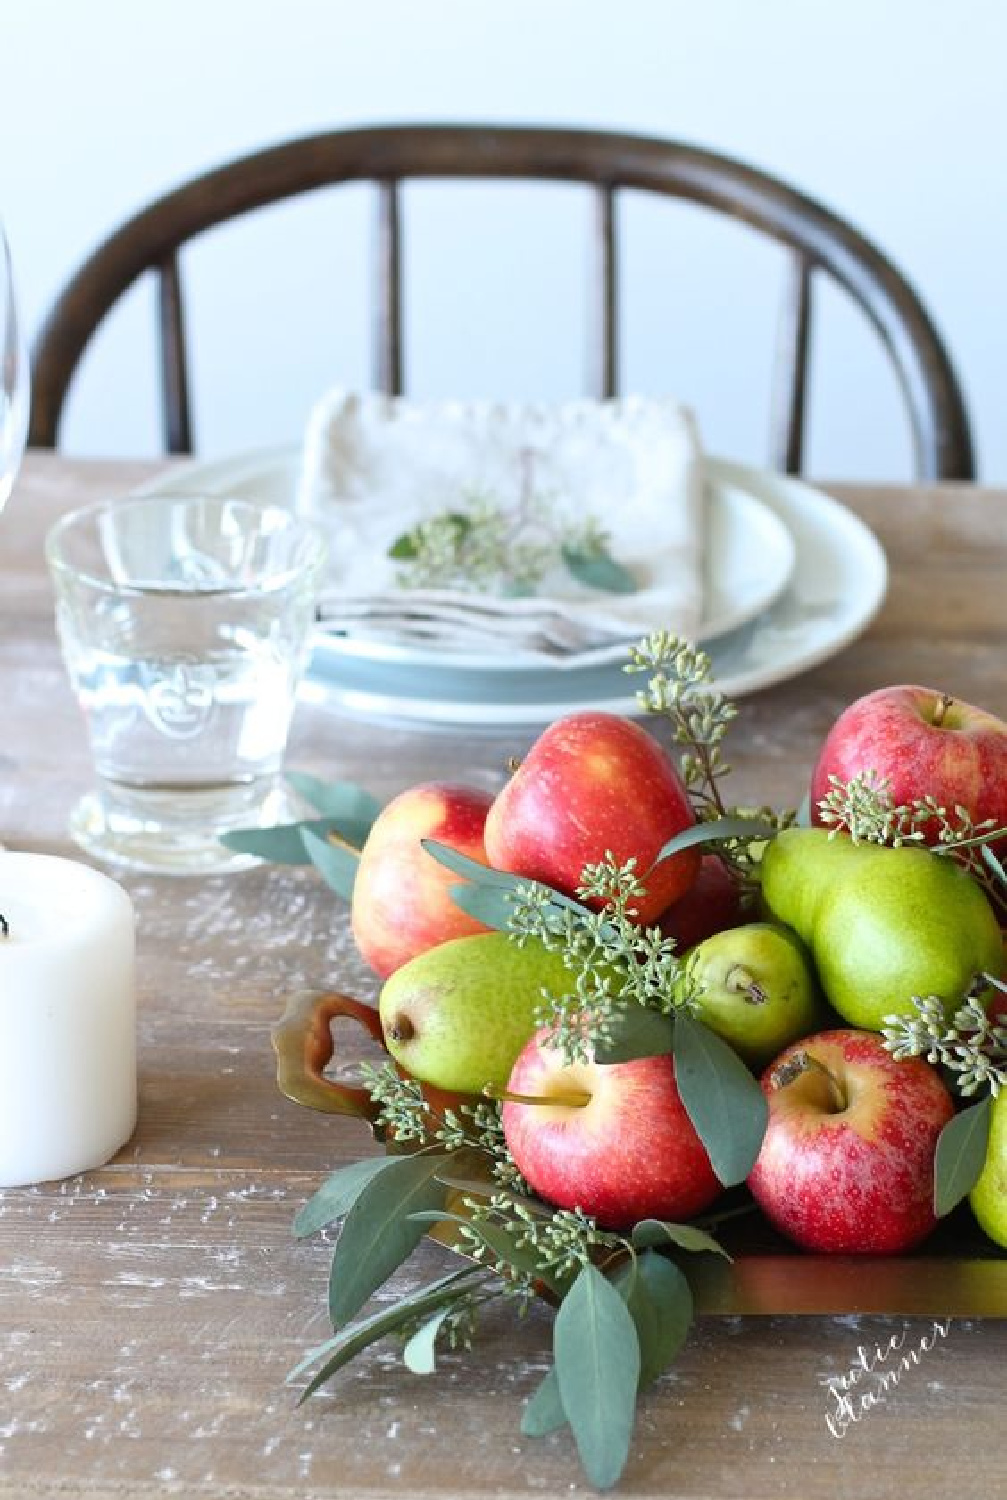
0 854 137 1187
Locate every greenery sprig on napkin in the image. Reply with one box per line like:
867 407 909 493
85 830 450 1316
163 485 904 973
388 474 637 598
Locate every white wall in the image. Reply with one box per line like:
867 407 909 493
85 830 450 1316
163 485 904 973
4 0 1004 479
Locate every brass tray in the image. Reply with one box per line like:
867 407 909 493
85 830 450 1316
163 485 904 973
274 989 1007 1319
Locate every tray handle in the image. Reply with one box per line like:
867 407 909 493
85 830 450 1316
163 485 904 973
272 988 385 1124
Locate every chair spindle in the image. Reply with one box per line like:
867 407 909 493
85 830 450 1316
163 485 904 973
593 183 618 400
771 252 813 475
156 252 193 455
375 179 404 396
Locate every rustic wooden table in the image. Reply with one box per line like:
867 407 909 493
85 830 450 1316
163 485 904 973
1 456 1005 1500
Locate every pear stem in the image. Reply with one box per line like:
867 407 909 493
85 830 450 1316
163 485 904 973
483 1083 592 1109
727 965 767 1005
932 692 955 727
769 1050 847 1112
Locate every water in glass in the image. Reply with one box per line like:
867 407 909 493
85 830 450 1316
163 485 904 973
47 494 327 874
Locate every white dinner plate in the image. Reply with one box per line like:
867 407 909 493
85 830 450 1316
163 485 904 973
137 449 887 728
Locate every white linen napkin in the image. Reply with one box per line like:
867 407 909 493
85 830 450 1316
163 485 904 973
296 390 707 660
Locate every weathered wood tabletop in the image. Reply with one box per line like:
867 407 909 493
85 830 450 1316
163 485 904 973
1 456 1005 1500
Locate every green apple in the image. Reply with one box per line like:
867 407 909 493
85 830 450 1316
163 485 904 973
378 932 576 1094
970 1090 1007 1248
685 922 822 1068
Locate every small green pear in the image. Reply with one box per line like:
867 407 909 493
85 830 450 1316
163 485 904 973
970 1091 1007 1248
378 932 576 1093
685 921 823 1068
761 828 1004 1031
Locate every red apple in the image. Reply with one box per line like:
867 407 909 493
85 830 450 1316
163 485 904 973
485 711 699 924
810 685 1007 843
747 1029 954 1253
351 782 492 978
501 1027 721 1230
659 854 748 951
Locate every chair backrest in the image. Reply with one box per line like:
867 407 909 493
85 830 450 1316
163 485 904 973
29 124 975 479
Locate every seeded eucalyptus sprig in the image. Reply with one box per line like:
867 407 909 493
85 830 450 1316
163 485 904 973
508 854 696 1066
624 632 793 884
625 632 736 815
881 987 1007 1215
882 990 1007 1098
817 769 1000 849
388 458 637 598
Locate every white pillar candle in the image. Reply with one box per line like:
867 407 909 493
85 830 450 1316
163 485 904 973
0 854 136 1187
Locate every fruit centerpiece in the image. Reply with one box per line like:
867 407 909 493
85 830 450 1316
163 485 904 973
226 635 1007 1491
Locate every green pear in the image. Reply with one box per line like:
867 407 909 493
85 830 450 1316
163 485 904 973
378 931 576 1093
761 828 1003 1031
970 1091 1007 1248
685 921 823 1068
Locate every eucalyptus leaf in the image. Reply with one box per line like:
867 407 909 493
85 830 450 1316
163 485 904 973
388 532 420 560
934 1094 993 1216
402 1303 456 1375
561 544 638 596
553 1264 641 1491
301 826 360 902
653 816 779 866
290 1264 483 1400
630 1217 730 1260
612 1250 694 1388
673 1011 768 1186
594 1008 674 1064
219 816 346 866
449 880 598 936
421 840 530 888
980 841 1007 889
285 773 383 847
521 1368 567 1437
447 882 519 932
795 793 812 828
390 513 472 563
423 840 592 917
328 1154 451 1327
422 838 594 932
294 1156 401 1238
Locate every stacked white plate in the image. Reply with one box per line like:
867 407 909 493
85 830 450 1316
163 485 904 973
139 449 887 729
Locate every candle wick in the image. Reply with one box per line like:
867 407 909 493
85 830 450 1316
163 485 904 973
0 913 8 939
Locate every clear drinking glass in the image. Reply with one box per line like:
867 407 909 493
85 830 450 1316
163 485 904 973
46 494 327 875
1 221 29 514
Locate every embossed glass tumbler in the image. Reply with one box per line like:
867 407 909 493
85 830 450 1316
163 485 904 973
46 495 327 875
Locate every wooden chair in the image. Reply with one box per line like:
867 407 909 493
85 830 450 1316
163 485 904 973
29 124 975 478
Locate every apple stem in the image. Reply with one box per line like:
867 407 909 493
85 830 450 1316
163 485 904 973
769 1050 847 1112
0 913 8 939
483 1083 592 1109
932 692 955 727
386 1014 415 1043
506 756 522 775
